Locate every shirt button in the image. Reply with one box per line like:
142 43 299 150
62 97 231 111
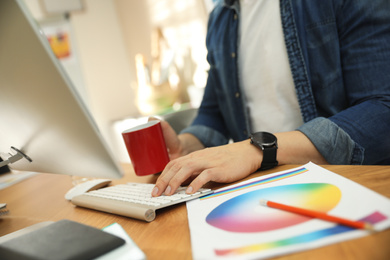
235 92 240 98
231 52 236 58
243 130 248 136
234 14 238 20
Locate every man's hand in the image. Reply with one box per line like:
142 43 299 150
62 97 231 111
150 130 328 197
151 139 263 196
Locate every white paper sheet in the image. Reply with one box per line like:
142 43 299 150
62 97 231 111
98 223 146 260
0 171 37 190
187 162 390 259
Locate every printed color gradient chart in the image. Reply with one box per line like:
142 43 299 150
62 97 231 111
206 183 341 233
201 167 308 200
187 163 390 260
214 211 387 257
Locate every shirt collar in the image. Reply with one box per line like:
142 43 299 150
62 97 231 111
223 0 240 11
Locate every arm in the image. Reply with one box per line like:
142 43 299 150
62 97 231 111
292 0 390 165
152 130 327 196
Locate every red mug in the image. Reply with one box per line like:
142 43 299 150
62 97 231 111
122 120 170 176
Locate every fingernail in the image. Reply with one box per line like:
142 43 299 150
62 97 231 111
152 187 159 197
186 186 193 194
165 186 171 195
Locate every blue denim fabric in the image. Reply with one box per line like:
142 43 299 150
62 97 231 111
182 0 390 165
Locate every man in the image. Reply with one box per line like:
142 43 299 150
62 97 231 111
152 0 390 197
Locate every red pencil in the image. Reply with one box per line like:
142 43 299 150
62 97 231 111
259 199 375 231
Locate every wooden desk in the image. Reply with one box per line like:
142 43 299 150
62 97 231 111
1 165 390 259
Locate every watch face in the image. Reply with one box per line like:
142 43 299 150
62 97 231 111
253 132 276 147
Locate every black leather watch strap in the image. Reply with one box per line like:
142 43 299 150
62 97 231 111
250 132 278 171
260 145 278 170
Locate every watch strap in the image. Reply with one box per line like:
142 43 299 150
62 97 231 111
250 132 278 171
260 145 278 170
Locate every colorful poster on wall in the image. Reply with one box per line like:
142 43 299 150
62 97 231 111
40 19 74 61
47 31 71 59
187 162 390 259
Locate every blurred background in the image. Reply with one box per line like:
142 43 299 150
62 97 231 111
22 0 214 163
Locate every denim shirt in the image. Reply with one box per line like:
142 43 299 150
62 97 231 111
182 0 390 165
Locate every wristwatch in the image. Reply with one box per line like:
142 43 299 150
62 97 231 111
250 132 278 170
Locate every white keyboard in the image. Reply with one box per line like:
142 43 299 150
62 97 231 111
71 183 213 222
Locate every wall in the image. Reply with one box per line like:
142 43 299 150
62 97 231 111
23 0 151 160
23 0 211 162
70 0 145 144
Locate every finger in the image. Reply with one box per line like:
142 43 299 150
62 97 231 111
151 181 165 197
159 120 181 157
161 159 200 195
148 118 181 159
153 155 207 196
151 164 174 197
186 168 214 194
152 159 187 196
